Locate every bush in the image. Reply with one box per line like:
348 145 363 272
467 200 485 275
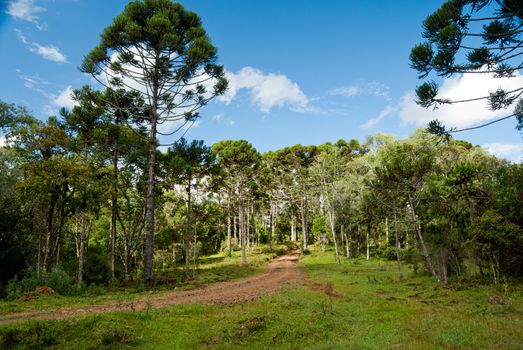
376 245 412 262
6 265 75 299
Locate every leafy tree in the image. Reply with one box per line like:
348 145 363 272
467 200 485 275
469 210 523 283
410 0 523 135
81 0 228 284
212 140 261 264
162 138 217 277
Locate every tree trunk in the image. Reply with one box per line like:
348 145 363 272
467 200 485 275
239 188 247 265
110 140 119 281
233 215 238 248
327 207 340 264
290 212 296 242
385 217 389 244
408 194 440 283
301 195 308 251
342 224 350 259
240 200 246 265
227 190 232 256
245 201 252 251
78 237 85 285
366 225 370 261
144 55 160 287
143 115 157 286
269 202 274 253
184 184 192 279
394 214 403 279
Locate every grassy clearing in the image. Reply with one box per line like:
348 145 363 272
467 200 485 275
0 245 287 316
1 245 522 349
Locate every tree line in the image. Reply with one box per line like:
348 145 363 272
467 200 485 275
1 99 522 296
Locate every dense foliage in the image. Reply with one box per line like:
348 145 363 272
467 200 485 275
1 96 522 297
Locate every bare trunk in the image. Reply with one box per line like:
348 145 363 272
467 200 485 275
269 202 274 253
301 195 308 251
366 225 370 261
123 241 130 282
78 238 85 284
385 217 389 244
144 54 160 287
143 115 157 286
408 194 440 283
394 214 403 279
290 212 296 242
246 203 250 251
193 229 198 278
227 190 232 256
184 184 192 279
240 193 246 265
327 207 340 264
233 215 238 248
110 141 119 281
342 224 350 258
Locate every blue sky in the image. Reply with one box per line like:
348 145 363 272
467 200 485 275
1 0 522 161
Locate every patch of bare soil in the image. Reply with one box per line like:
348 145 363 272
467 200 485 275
0 251 303 325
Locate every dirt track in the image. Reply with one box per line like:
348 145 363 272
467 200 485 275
0 251 302 325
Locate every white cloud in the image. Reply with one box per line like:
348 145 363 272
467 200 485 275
362 105 396 129
16 30 67 63
51 86 76 110
331 82 391 100
399 70 523 129
221 67 313 113
331 86 360 97
7 0 47 30
483 143 523 163
211 113 235 126
28 43 67 63
0 136 6 148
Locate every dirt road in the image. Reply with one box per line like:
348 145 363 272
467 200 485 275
0 251 302 325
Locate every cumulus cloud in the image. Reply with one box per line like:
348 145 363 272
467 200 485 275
28 43 67 63
399 70 523 129
51 86 76 110
16 31 67 63
221 67 313 113
483 143 523 163
0 136 6 148
331 82 391 101
361 105 396 129
7 0 47 30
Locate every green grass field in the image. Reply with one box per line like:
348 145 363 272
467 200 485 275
1 246 522 349
0 246 283 316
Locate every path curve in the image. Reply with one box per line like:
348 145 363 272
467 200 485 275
0 251 302 325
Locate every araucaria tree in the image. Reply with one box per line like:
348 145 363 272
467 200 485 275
410 0 523 135
81 0 227 284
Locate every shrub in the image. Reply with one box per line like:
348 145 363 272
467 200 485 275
6 265 75 299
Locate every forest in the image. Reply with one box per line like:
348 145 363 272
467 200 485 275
1 0 523 349
1 107 522 292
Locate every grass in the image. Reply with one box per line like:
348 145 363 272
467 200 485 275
0 245 286 316
1 245 522 349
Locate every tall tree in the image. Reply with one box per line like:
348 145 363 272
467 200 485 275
162 138 217 278
213 140 261 265
81 0 227 284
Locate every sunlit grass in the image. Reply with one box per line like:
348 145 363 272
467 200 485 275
0 245 287 316
1 245 522 349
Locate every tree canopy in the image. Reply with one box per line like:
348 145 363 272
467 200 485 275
410 0 523 136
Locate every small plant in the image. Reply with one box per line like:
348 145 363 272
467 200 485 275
144 299 153 313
